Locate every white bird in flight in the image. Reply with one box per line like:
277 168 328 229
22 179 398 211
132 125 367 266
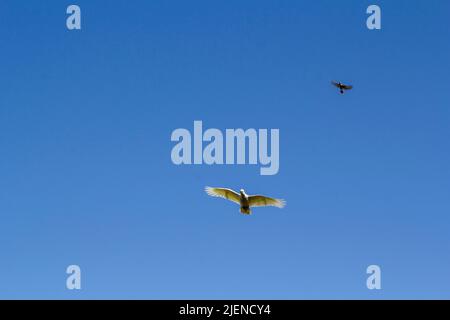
205 187 286 215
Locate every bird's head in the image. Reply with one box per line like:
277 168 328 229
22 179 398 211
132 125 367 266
240 189 246 195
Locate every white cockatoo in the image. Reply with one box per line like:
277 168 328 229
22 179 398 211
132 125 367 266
205 187 285 215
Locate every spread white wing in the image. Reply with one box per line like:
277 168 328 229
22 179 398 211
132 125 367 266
205 187 241 204
248 195 286 208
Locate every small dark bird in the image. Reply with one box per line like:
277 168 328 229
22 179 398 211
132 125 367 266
205 187 285 215
332 81 353 94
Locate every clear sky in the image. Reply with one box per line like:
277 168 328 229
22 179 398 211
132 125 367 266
0 0 449 299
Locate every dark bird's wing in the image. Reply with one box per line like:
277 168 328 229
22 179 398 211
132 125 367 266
342 84 353 90
205 187 240 204
331 81 340 88
248 195 286 208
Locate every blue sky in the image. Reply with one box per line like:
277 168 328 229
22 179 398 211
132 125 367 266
0 0 449 299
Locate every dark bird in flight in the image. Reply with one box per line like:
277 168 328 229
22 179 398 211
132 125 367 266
205 187 285 215
332 81 353 94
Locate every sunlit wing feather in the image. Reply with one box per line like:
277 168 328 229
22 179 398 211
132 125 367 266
205 187 241 204
248 195 286 208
